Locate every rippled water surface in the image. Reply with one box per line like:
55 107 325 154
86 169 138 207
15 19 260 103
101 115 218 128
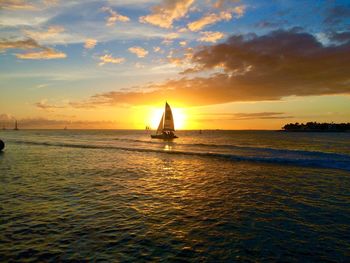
0 130 350 262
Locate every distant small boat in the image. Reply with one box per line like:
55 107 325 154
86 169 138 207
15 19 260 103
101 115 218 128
151 102 178 139
64 126 67 130
14 120 19 130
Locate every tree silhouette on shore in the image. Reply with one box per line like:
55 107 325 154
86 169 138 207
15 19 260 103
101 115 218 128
282 122 350 132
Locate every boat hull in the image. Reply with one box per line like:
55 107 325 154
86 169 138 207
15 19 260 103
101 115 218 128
151 134 178 139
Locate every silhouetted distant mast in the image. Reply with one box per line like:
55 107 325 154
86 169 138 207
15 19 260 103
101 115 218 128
64 126 68 130
14 120 19 130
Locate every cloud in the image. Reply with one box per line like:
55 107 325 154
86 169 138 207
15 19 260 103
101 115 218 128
329 31 350 43
99 54 125 66
2 117 118 129
187 6 245 31
232 5 245 17
165 32 180 39
187 11 231 31
195 112 293 121
211 112 292 120
43 0 58 6
179 41 187 46
101 6 130 26
70 29 350 107
0 0 58 10
198 31 224 43
153 46 161 52
0 0 37 10
15 47 66 59
128 46 148 58
0 38 67 59
255 20 285 29
166 47 194 66
139 0 195 29
0 38 41 51
161 32 180 45
35 99 65 111
84 38 97 49
0 113 15 121
324 5 350 26
23 26 65 41
212 0 241 9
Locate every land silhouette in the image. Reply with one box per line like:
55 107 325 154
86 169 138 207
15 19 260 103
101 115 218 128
282 122 350 132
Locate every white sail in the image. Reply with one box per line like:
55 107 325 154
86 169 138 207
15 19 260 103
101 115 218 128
156 113 164 134
151 102 178 139
163 102 175 131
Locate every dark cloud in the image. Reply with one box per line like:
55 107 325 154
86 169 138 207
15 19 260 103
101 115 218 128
71 29 350 107
255 20 287 29
324 5 350 26
329 31 350 43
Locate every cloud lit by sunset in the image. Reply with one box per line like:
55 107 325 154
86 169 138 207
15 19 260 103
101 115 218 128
1 0 349 129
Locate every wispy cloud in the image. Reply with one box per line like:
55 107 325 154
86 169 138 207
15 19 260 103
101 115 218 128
84 38 97 49
23 25 65 41
128 46 148 58
153 46 161 52
1 116 118 129
15 47 66 59
139 0 194 28
187 11 232 31
35 99 65 111
98 54 125 66
0 0 59 11
101 6 130 26
194 112 293 121
0 0 37 10
187 5 245 31
0 113 15 121
0 38 40 51
215 112 292 120
198 31 224 43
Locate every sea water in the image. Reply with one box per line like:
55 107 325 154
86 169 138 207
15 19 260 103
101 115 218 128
0 130 349 261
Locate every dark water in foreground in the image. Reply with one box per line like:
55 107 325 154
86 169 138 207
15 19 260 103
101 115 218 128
0 130 349 262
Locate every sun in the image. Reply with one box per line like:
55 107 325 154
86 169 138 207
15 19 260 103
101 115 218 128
149 107 186 130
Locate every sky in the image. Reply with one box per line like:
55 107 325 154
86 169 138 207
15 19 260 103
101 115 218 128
0 0 350 130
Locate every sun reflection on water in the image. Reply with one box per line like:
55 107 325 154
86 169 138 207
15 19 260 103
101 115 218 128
164 144 172 151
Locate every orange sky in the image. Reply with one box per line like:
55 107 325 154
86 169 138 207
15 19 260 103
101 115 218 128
1 0 349 129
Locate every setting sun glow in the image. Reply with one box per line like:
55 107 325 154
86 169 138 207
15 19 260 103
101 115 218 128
149 107 186 130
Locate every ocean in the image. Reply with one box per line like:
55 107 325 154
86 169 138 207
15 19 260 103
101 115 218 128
0 130 349 262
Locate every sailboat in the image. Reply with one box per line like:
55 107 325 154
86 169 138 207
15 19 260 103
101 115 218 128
151 102 178 139
14 120 19 130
